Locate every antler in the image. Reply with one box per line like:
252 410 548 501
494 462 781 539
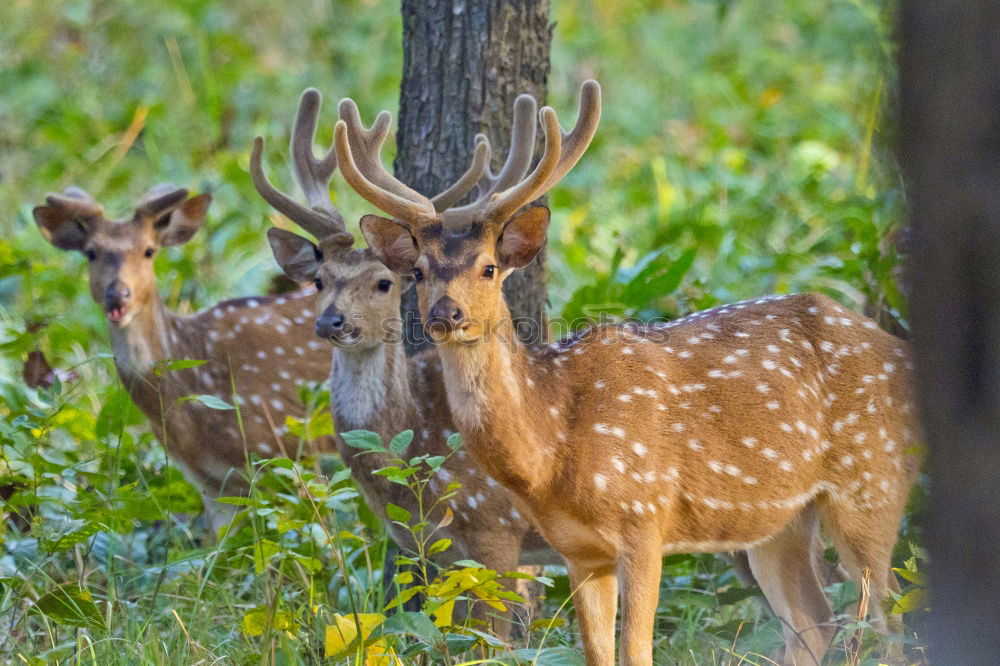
429 137 491 212
44 187 104 218
335 81 600 232
442 80 602 230
136 184 189 217
440 93 539 226
333 101 437 224
250 88 346 240
334 97 492 226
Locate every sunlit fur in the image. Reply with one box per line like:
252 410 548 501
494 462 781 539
367 210 921 666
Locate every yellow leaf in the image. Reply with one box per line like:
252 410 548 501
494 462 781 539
325 613 392 660
241 607 296 637
438 507 454 529
433 599 455 628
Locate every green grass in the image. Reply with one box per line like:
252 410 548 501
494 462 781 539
0 0 926 663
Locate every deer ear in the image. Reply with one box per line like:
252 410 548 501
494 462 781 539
497 206 549 269
267 227 322 283
154 193 211 247
33 206 93 252
360 214 419 274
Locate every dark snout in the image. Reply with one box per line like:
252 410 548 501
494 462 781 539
105 280 131 324
315 305 351 342
426 295 464 335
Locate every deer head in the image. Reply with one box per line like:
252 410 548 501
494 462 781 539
334 81 601 345
33 186 211 327
253 87 490 350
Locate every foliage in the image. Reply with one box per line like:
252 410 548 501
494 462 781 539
0 0 923 663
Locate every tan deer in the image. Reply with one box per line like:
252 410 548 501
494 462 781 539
33 187 334 530
334 80 922 665
249 88 556 633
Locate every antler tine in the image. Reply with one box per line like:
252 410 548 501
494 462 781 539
439 94 539 227
475 106 563 228
250 88 346 239
539 79 602 192
136 184 189 217
290 89 342 221
337 99 435 212
45 187 104 217
430 137 491 212
335 120 436 225
440 81 600 230
484 93 540 195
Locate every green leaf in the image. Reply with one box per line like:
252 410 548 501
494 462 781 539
153 358 207 376
216 496 261 506
892 567 927 586
385 503 411 523
95 388 144 438
184 394 234 410
374 611 443 646
341 429 385 452
530 617 566 631
253 539 280 574
715 586 762 606
891 588 929 614
622 247 696 306
428 538 452 556
424 455 446 470
31 585 103 630
446 432 463 451
389 429 414 455
499 646 585 666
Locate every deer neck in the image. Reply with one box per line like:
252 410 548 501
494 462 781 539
435 311 551 494
109 293 181 380
331 341 412 435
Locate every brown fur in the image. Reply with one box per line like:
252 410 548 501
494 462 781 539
362 210 921 666
34 192 335 530
268 232 556 634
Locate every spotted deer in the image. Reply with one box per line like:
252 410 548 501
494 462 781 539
334 80 922 665
33 188 334 530
249 88 556 633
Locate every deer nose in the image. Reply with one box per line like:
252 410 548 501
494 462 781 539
315 307 346 340
105 281 131 306
426 296 464 334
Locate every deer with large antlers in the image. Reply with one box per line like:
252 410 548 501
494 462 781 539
33 187 334 530
335 80 921 665
249 88 556 633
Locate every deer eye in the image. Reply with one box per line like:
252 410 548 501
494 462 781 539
84 248 97 261
412 268 424 282
377 279 392 292
482 265 496 279
144 247 155 259
315 278 324 291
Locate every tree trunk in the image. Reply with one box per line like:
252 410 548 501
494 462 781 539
899 2 1000 663
395 0 552 353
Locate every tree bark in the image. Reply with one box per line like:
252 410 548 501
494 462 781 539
396 0 552 353
899 2 1000 663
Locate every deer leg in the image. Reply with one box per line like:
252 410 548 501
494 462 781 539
748 504 835 666
617 538 663 666
466 532 526 640
819 499 905 656
567 560 618 666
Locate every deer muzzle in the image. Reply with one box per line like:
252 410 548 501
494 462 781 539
315 305 354 344
425 295 465 337
104 281 132 324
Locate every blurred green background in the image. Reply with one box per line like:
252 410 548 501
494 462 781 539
1 1 918 663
